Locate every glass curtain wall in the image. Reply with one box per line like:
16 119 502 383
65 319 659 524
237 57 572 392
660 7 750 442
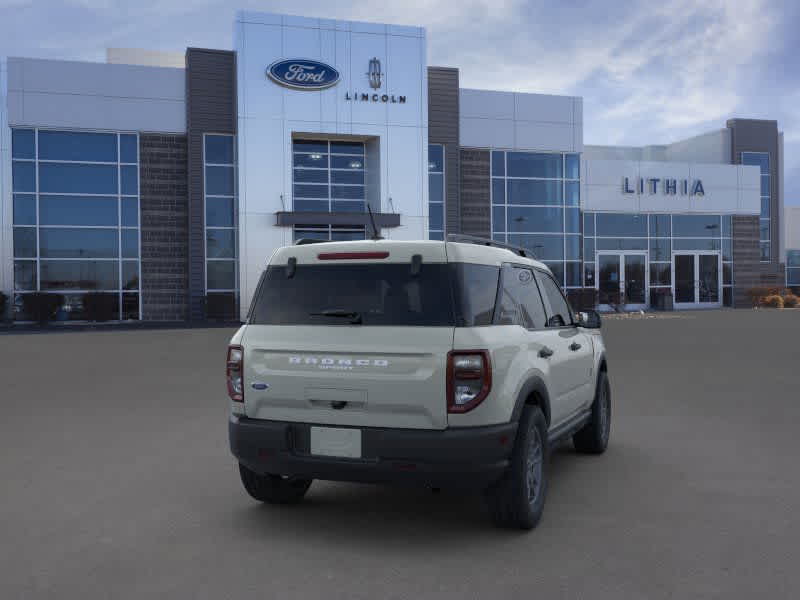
742 152 770 261
291 139 366 241
583 212 734 306
204 134 238 312
491 151 581 288
428 144 445 240
787 250 800 290
11 128 141 320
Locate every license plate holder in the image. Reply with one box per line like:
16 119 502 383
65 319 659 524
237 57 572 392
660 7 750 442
310 426 362 459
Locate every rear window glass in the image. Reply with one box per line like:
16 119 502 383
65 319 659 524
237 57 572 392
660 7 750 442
249 264 455 326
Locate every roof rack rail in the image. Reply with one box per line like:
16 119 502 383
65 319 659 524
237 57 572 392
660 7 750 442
446 234 535 259
295 238 327 245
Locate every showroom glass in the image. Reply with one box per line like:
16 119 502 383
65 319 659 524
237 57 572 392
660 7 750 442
204 134 239 305
428 144 445 240
494 265 547 329
291 140 366 241
742 152 770 261
491 150 581 288
787 250 800 287
11 128 140 320
583 213 733 307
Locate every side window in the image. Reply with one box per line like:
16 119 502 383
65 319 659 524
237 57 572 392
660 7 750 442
536 270 573 327
495 265 547 329
452 263 501 326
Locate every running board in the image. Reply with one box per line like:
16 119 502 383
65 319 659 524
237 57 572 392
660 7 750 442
548 409 592 446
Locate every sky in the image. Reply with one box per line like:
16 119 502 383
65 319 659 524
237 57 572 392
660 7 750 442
1 0 798 205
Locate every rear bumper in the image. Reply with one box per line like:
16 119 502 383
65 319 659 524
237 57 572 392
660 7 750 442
229 414 517 488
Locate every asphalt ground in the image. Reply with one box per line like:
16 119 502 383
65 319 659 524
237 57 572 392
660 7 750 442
1 309 799 599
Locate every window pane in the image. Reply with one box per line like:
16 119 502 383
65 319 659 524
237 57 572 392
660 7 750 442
507 179 562 205
760 242 770 261
293 168 328 184
741 152 769 174
121 198 139 227
650 263 671 286
14 261 37 291
120 134 138 163
596 213 647 237
492 179 505 205
330 141 364 155
565 208 580 233
428 144 444 172
331 156 363 169
721 215 732 237
583 237 594 262
507 234 564 260
565 181 579 206
12 161 35 192
294 200 329 212
649 214 671 237
673 238 721 251
331 200 365 212
507 206 563 233
206 197 234 227
492 207 505 232
596 238 647 251
40 195 118 226
206 166 234 195
122 229 139 258
565 262 582 287
491 151 505 177
787 268 800 285
761 197 770 218
207 260 236 290
122 261 139 290
673 214 721 237
787 251 800 268
536 271 572 326
40 260 119 290
294 228 330 241
507 152 562 178
294 153 329 168
428 173 443 204
330 228 365 241
13 194 36 225
207 229 236 258
12 129 35 159
759 219 770 241
293 140 328 154
205 135 234 164
332 170 365 185
584 262 595 287
39 163 118 194
723 263 732 285
40 228 118 258
429 202 444 231
565 235 580 260
583 212 595 236
121 165 138 195
760 175 770 196
38 131 117 162
722 238 732 261
649 238 671 261
13 227 37 258
495 266 546 329
429 231 444 241
331 185 364 200
294 184 328 199
546 262 564 286
122 293 140 320
565 154 580 179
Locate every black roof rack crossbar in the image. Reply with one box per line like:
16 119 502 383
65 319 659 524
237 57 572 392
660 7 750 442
446 234 535 259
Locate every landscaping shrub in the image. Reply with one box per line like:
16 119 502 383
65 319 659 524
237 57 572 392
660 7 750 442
762 295 784 309
83 292 118 322
21 293 65 324
782 294 799 308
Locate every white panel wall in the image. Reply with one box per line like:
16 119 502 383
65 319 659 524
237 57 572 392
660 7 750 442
582 157 760 215
6 58 185 132
459 88 582 152
235 11 428 317
1 59 11 298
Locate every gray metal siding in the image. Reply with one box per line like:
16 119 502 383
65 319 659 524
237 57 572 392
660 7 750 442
427 67 460 234
459 148 491 238
186 48 237 321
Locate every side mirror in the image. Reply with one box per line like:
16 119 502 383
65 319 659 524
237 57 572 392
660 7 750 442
577 310 602 329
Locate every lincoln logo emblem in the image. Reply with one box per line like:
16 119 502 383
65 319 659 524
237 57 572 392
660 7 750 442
367 57 382 89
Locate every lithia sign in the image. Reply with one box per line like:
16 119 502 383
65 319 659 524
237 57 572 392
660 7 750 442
623 177 705 196
266 57 407 104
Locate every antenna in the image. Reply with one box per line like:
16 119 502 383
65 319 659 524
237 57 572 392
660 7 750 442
367 205 384 240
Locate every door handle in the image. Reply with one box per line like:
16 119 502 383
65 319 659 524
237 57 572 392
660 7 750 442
569 342 582 351
538 347 554 359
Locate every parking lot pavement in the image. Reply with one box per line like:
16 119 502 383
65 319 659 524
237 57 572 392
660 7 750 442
1 309 800 599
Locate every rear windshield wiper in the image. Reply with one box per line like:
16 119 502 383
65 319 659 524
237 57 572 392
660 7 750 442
309 309 363 324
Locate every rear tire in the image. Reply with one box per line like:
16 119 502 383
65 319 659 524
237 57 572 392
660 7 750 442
485 405 548 530
573 371 611 454
238 464 312 504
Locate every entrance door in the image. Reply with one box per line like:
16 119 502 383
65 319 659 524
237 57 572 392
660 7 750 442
672 252 721 309
596 252 648 311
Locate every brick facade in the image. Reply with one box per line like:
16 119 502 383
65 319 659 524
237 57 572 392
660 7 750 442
459 149 491 238
139 134 189 321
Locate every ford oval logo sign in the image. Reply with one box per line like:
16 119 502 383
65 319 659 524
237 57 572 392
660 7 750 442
267 59 340 90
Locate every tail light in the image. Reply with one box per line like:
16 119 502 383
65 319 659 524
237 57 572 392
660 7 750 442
227 345 244 402
447 350 491 413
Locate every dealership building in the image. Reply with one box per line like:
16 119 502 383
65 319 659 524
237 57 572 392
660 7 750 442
0 11 793 322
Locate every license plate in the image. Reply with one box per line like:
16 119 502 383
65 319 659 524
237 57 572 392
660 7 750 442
310 427 362 459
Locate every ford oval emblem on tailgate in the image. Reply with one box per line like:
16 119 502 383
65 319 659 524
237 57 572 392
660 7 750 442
251 382 269 390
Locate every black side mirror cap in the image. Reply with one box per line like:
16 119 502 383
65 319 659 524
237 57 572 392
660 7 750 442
577 310 602 329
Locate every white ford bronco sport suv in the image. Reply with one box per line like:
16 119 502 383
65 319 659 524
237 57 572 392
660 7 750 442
227 235 610 529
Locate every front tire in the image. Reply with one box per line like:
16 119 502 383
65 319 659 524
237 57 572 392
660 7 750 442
573 370 611 454
238 464 312 504
485 405 548 530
